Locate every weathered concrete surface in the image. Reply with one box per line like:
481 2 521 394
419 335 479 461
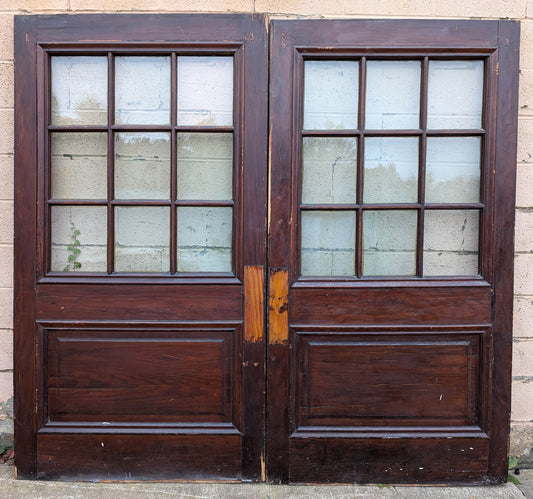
0 465 529 499
516 468 533 498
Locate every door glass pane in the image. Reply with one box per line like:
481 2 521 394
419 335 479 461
177 57 233 127
303 61 358 130
177 133 233 201
115 207 170 272
301 211 356 276
302 137 357 204
424 210 479 275
363 210 417 276
426 137 481 203
364 137 418 203
115 133 170 200
177 207 232 272
51 206 107 272
427 60 484 129
366 61 420 130
51 56 107 125
51 133 107 199
115 56 171 125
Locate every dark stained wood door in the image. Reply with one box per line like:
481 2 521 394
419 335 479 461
14 14 268 480
267 19 519 484
15 15 519 485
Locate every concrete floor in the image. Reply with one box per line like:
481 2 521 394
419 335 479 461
0 465 531 499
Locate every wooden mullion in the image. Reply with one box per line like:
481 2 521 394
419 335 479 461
301 129 360 137
48 199 108 206
425 129 486 136
361 203 422 210
42 49 51 277
300 204 358 211
424 203 485 210
356 56 366 278
174 199 235 207
111 199 173 206
363 129 423 136
417 56 429 277
107 52 115 275
173 125 235 133
48 125 108 132
170 52 177 274
110 124 172 132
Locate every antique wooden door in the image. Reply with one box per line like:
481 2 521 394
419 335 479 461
14 14 268 480
15 16 518 484
267 19 519 484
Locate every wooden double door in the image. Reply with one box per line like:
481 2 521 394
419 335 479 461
14 15 519 483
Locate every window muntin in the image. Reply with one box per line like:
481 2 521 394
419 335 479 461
48 54 236 275
299 56 484 278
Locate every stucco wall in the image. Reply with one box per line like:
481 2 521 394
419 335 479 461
0 0 532 464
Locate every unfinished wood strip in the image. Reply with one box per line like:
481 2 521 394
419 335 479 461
269 268 289 345
244 265 264 343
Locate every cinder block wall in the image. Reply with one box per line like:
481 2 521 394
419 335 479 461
0 0 532 464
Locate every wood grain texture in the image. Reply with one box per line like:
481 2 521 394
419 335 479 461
37 434 241 481
295 332 481 427
289 436 490 484
290 286 492 325
36 285 243 321
47 334 232 422
488 19 521 482
268 268 289 345
14 15 39 479
244 265 264 343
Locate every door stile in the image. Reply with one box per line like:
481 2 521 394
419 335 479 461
266 21 295 483
488 20 520 481
14 15 39 478
241 13 269 481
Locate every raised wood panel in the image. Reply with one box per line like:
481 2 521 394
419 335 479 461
289 436 490 484
36 284 243 321
290 286 492 325
295 331 482 427
44 327 238 424
37 434 241 481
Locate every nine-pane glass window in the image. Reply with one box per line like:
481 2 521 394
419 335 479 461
300 57 484 278
49 54 235 274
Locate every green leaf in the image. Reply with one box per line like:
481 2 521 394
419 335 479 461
508 473 521 485
509 457 518 470
74 262 82 269
72 248 81 255
74 240 80 245
68 255 75 262
67 245 73 251
73 230 80 236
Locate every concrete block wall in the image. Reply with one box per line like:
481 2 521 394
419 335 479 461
0 0 532 465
